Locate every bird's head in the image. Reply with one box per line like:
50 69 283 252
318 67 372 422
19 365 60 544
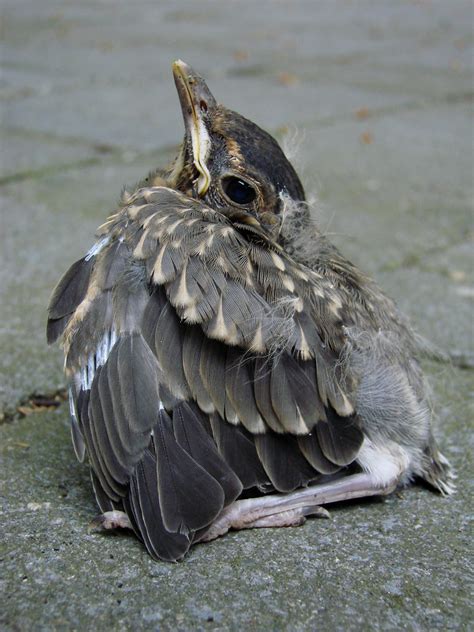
169 60 306 238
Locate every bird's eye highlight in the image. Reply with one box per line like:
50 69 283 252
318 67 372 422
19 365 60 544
222 177 257 205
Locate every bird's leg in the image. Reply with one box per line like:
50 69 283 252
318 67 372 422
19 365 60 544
240 505 331 529
89 510 132 531
199 472 398 542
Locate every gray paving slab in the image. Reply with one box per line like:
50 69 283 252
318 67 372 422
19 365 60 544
0 149 175 414
1 366 472 631
1 0 473 630
0 130 101 180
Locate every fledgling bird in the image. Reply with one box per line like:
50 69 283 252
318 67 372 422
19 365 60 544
47 60 454 562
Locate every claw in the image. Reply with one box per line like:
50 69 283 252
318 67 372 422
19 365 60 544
302 505 331 519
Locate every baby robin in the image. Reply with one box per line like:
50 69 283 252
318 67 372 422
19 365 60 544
47 60 454 562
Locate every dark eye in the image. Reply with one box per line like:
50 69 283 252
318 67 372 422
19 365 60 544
222 177 257 205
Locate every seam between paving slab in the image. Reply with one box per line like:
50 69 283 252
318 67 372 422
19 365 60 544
301 89 474 130
2 88 472 185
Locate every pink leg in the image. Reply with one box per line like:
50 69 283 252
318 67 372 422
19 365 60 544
199 472 398 542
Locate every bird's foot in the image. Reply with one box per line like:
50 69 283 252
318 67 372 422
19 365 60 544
198 500 329 542
198 471 397 543
89 510 132 531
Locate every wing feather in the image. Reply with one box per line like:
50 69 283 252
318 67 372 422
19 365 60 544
316 408 364 466
254 432 319 493
172 401 242 504
79 389 121 502
225 348 266 434
116 334 161 434
128 449 191 562
253 357 286 433
297 433 342 474
154 410 225 534
182 325 215 413
209 413 269 489
89 366 128 494
47 257 94 343
97 362 130 473
154 298 191 399
199 337 228 419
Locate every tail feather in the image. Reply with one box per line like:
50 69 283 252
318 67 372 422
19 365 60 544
420 436 456 496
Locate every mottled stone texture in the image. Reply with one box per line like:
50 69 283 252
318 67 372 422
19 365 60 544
1 1 472 629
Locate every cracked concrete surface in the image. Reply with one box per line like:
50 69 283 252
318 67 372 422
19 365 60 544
1 1 473 630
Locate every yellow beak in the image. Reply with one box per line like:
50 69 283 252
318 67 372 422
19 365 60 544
172 60 216 196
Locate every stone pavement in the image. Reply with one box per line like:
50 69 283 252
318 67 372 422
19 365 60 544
1 1 472 629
